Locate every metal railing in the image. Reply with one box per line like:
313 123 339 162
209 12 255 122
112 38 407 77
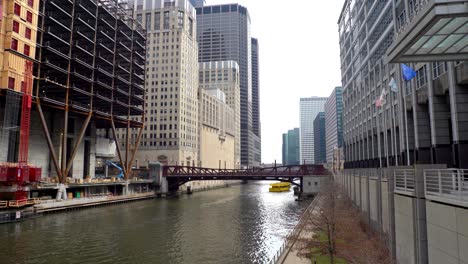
394 169 415 194
424 169 468 206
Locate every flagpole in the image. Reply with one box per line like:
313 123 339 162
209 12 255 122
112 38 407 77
391 82 399 167
401 69 411 166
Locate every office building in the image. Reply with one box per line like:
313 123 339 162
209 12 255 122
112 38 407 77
282 128 300 166
189 0 204 8
299 97 327 164
325 87 343 165
133 0 199 166
251 38 261 158
199 61 240 168
313 112 326 164
338 1 468 264
196 4 261 167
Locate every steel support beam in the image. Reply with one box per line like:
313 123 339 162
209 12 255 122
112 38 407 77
64 114 92 177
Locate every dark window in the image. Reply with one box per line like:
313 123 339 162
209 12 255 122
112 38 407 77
202 7 211 14
25 27 31 39
221 5 229 12
230 4 237 12
26 11 33 23
14 4 21 16
12 21 19 33
24 44 30 56
8 77 15 89
28 0 34 7
212 6 220 13
11 38 18 50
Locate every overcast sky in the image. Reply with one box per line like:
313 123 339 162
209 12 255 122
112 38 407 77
206 0 345 164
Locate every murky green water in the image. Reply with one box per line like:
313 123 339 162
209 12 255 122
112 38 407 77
0 182 308 264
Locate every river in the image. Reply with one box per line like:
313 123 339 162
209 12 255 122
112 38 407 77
0 182 309 264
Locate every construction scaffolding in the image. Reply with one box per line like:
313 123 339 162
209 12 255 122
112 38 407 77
33 0 147 183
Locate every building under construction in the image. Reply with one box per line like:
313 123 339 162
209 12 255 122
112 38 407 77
0 0 146 201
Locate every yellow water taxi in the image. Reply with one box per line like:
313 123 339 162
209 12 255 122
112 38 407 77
269 182 291 192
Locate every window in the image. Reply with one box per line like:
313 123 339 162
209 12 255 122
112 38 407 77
163 11 169 29
24 44 30 56
145 13 151 29
26 11 33 23
25 27 31 39
11 38 18 50
14 4 21 16
8 77 15 89
432 62 447 79
28 0 34 7
416 65 427 89
137 14 142 23
154 12 160 30
177 11 184 28
13 21 19 33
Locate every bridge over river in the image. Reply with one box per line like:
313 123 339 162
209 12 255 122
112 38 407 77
152 164 331 194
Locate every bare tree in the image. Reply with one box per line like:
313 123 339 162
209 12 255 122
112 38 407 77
290 180 392 264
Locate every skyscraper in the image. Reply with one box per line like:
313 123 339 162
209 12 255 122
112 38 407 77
313 112 326 164
299 97 327 164
134 0 199 166
196 4 260 167
325 87 343 165
251 38 261 164
282 128 300 166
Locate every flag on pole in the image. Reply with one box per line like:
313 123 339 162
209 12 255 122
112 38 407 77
375 88 387 108
401 64 417 81
389 77 398 93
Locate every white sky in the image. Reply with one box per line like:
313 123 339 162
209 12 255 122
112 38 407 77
205 0 345 164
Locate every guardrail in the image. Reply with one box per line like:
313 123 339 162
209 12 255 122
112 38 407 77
394 169 415 195
424 169 468 207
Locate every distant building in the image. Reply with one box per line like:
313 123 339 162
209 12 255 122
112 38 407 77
189 0 205 8
282 128 300 165
313 112 326 164
199 88 236 169
299 97 327 164
325 87 343 165
199 61 241 168
196 4 261 167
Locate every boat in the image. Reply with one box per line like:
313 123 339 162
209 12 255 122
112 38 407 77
269 182 291 192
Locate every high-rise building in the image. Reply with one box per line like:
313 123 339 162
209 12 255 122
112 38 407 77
282 128 300 166
313 112 326 164
325 87 343 165
196 4 260 167
199 61 240 168
134 0 199 166
251 38 261 165
299 97 327 164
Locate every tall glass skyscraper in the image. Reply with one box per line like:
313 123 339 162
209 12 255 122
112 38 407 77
196 4 260 167
299 97 328 164
282 128 300 166
325 87 343 164
313 112 326 164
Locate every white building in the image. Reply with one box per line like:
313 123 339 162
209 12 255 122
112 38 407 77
299 97 327 164
132 0 199 166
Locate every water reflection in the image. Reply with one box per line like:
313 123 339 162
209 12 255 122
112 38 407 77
0 182 308 264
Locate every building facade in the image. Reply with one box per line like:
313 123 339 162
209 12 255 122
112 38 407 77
251 38 261 164
196 4 260 167
338 1 468 264
282 128 300 166
299 97 327 164
325 87 343 165
198 88 235 169
313 112 326 164
134 0 199 167
199 61 240 168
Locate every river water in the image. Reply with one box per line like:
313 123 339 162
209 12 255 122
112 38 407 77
0 182 309 264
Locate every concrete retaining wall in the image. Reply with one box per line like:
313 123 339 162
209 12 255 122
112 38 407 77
340 164 468 264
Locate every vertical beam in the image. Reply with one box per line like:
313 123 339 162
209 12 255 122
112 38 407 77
65 114 92 177
111 119 127 177
127 125 144 174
